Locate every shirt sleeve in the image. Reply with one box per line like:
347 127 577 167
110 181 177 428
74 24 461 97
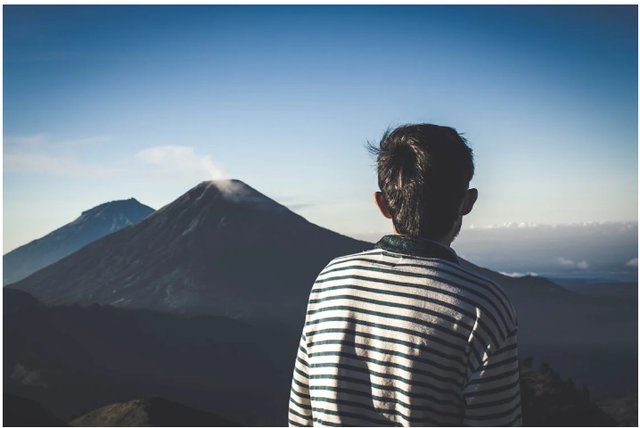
289 333 313 426
462 329 522 426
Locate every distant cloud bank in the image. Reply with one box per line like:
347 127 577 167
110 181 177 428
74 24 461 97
557 257 589 269
499 272 539 278
557 257 574 266
466 221 635 230
445 221 636 281
469 222 538 229
577 261 590 269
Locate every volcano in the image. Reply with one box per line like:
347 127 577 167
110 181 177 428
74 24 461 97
9 180 372 333
4 198 155 286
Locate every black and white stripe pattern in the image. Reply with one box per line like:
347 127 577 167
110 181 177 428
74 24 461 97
289 236 521 426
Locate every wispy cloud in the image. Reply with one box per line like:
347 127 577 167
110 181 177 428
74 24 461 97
136 146 227 181
3 133 121 178
3 152 123 178
626 258 638 267
3 133 48 146
61 135 112 149
4 133 110 149
4 136 226 182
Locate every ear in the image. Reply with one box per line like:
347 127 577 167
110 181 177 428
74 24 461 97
374 191 393 219
460 188 478 216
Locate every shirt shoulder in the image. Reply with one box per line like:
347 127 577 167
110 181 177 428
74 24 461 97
443 260 519 337
451 262 517 318
316 249 517 328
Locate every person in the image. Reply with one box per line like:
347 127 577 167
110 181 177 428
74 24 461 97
288 124 521 426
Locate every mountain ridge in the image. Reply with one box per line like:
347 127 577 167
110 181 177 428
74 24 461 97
8 180 371 333
4 198 155 286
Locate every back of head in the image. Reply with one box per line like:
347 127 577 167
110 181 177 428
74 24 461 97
369 124 474 240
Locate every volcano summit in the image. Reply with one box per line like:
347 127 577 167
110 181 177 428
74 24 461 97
9 180 372 332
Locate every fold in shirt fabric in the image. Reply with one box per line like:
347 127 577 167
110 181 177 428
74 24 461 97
289 235 521 427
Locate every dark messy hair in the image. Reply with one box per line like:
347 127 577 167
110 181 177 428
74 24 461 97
367 124 474 240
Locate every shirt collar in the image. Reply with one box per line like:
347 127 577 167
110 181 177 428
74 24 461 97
374 234 460 265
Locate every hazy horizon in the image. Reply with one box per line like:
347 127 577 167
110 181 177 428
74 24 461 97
4 182 637 287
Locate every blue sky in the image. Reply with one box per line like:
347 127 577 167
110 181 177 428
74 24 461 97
3 5 638 253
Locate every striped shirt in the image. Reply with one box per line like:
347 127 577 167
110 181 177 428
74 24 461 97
289 235 521 427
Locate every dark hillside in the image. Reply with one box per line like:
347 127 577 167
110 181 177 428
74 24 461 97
520 362 619 426
4 288 295 426
5 288 635 427
597 394 638 426
69 397 237 427
4 392 67 427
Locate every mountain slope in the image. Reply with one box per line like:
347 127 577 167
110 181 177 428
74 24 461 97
69 397 238 427
9 180 371 333
4 198 155 285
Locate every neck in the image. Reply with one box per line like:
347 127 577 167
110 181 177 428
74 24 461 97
392 227 454 247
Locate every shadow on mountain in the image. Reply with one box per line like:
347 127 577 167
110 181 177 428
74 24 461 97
69 397 237 427
4 392 68 426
